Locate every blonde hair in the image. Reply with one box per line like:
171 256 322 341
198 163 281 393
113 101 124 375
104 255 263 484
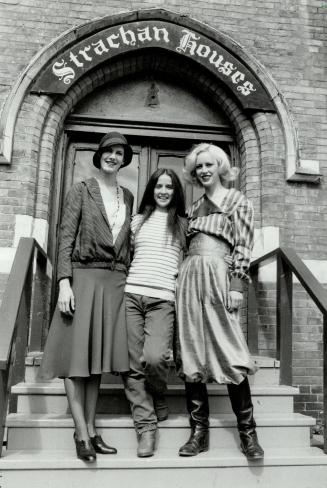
183 143 239 187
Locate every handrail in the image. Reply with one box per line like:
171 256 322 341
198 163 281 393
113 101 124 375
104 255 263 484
0 239 47 368
249 246 327 454
279 247 327 314
251 247 327 314
0 237 48 457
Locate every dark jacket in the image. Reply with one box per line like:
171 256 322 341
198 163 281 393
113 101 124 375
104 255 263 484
57 177 133 282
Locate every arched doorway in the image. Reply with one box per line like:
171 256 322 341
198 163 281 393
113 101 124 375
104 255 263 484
49 68 236 272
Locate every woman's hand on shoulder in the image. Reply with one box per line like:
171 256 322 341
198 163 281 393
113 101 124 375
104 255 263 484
227 290 243 311
224 255 233 268
58 278 75 316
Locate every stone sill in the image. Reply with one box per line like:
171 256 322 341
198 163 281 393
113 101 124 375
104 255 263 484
287 160 322 184
287 168 322 184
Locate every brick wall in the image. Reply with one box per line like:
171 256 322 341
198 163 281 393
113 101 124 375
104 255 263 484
293 287 324 424
256 282 277 358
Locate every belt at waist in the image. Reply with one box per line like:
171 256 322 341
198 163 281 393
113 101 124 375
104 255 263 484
72 261 127 273
188 233 231 257
188 248 229 257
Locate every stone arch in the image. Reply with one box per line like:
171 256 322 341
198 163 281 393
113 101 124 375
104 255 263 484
1 9 299 175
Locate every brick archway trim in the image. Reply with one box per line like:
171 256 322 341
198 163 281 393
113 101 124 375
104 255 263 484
0 8 315 181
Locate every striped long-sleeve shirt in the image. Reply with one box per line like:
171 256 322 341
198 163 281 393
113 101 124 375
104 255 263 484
125 211 183 300
187 188 254 292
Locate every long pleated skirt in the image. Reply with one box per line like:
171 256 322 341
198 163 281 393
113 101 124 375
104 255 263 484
176 233 257 385
38 267 129 379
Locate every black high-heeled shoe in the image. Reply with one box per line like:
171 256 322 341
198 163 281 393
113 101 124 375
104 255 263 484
73 432 97 462
90 435 117 454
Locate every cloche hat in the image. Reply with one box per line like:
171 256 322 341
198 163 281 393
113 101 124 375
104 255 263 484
93 132 133 169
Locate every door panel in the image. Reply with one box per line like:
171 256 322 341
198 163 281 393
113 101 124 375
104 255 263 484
150 147 203 208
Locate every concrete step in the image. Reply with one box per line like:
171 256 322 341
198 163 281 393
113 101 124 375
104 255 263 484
25 353 280 385
6 413 315 451
1 447 327 488
12 382 297 415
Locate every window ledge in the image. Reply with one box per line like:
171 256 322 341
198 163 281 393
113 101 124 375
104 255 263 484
287 159 322 184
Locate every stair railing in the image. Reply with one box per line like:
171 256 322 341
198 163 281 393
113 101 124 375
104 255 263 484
248 247 327 454
0 238 49 457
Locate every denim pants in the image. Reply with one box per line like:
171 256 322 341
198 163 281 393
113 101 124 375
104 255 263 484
123 292 175 433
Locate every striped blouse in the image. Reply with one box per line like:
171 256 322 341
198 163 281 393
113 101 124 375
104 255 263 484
125 211 183 300
187 188 254 292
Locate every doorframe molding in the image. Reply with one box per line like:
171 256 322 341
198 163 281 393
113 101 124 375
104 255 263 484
65 114 233 142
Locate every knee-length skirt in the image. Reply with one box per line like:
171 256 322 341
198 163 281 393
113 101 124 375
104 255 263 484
38 267 129 379
176 234 257 385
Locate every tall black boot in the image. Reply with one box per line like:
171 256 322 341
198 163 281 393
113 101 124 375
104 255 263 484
179 382 209 457
227 377 264 460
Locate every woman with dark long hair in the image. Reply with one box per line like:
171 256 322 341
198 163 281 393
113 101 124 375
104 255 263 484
123 168 186 458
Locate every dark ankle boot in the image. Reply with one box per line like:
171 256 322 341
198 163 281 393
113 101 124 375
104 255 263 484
179 426 209 456
239 429 264 459
73 432 97 462
227 377 264 460
90 434 117 454
179 382 209 457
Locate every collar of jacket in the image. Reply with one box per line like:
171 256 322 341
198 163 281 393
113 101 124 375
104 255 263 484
190 189 244 219
83 177 130 253
84 177 112 230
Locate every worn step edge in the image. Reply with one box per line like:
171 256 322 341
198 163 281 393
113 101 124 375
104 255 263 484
6 412 316 428
0 447 325 470
26 353 280 369
11 382 299 396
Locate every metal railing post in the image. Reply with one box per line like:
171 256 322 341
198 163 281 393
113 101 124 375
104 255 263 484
324 313 327 454
247 265 259 355
277 253 293 386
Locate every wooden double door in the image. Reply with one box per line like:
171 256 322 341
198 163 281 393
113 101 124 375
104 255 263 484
61 136 204 213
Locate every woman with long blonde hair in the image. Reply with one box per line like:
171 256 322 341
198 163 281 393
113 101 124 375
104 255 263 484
176 143 264 460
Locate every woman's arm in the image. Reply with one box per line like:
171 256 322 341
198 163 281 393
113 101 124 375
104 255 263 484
56 184 83 283
56 184 83 315
228 199 254 310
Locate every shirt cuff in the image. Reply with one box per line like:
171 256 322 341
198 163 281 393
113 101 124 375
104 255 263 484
57 272 72 284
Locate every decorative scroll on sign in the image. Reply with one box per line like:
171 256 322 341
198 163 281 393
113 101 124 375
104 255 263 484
31 20 274 111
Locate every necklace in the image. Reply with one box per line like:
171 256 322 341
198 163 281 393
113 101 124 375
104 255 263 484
110 184 120 230
97 178 121 231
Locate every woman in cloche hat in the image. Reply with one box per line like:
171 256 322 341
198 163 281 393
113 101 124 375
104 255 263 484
39 132 134 462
